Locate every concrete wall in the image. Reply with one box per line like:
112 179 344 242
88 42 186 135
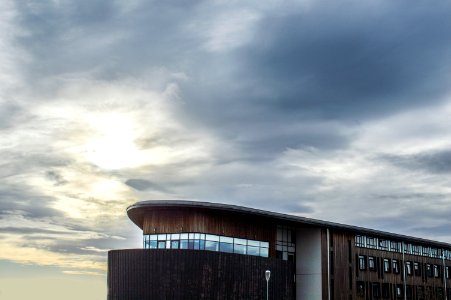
296 227 323 300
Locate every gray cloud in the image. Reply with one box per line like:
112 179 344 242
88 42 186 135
382 150 451 174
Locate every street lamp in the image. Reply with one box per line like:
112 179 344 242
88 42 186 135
265 270 271 300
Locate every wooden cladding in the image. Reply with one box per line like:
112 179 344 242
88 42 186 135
141 207 276 256
327 230 451 300
108 249 294 300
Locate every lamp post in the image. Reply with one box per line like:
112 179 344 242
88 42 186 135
265 270 271 300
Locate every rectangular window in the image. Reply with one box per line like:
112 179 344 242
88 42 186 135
412 245 422 255
414 262 421 276
446 266 449 279
393 259 400 274
390 241 401 252
383 258 391 273
234 243 246 255
205 240 219 251
368 256 376 271
219 242 233 253
406 285 413 299
404 243 412 254
372 283 381 299
422 247 430 257
379 239 389 250
396 285 403 299
260 247 269 257
382 283 390 299
149 240 158 249
366 237 377 249
405 261 412 276
355 235 365 247
426 264 433 277
247 245 260 256
157 241 166 249
356 281 365 297
358 255 366 271
434 265 440 278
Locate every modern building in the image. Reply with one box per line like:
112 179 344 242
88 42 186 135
108 200 451 300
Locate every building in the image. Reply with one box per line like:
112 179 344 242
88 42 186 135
108 200 451 300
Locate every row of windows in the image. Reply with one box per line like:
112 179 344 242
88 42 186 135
357 281 450 299
356 235 451 259
143 233 269 257
358 255 450 278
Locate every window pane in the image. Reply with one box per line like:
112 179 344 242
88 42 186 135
205 241 219 251
158 241 166 249
194 239 200 250
248 240 259 247
189 233 195 239
149 235 158 241
171 233 180 240
180 240 188 249
220 236 233 243
234 244 246 254
180 233 189 239
171 240 179 249
234 238 247 245
261 242 269 248
247 246 259 256
220 242 233 253
166 241 171 249
206 234 219 242
149 241 158 249
157 234 166 240
260 247 269 257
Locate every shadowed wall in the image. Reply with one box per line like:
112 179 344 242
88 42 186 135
108 249 295 300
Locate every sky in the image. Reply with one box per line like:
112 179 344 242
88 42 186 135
1 0 451 299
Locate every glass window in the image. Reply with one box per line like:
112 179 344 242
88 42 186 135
261 241 269 248
188 233 195 239
379 239 389 250
219 242 233 253
158 241 166 249
426 264 432 277
248 240 259 247
180 233 189 239
247 245 260 256
157 234 166 240
392 259 400 274
149 240 158 249
358 255 366 271
414 262 421 276
171 240 179 249
171 233 180 240
180 239 188 249
366 237 377 249
372 283 381 298
355 235 365 247
220 236 233 243
434 265 440 278
368 256 376 271
406 261 412 275
446 266 449 279
149 235 158 241
205 234 219 242
166 241 171 249
260 247 269 257
234 244 246 254
205 240 219 251
383 258 391 273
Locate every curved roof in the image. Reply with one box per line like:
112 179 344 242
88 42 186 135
127 200 451 248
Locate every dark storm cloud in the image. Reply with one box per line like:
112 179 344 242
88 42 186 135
125 179 170 192
381 150 451 174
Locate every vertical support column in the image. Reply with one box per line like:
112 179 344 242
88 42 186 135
295 227 323 300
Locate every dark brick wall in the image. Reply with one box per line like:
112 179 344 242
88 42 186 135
108 249 295 300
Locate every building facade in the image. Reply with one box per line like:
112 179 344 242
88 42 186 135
108 200 451 300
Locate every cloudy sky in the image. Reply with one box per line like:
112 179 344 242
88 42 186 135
1 0 451 298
